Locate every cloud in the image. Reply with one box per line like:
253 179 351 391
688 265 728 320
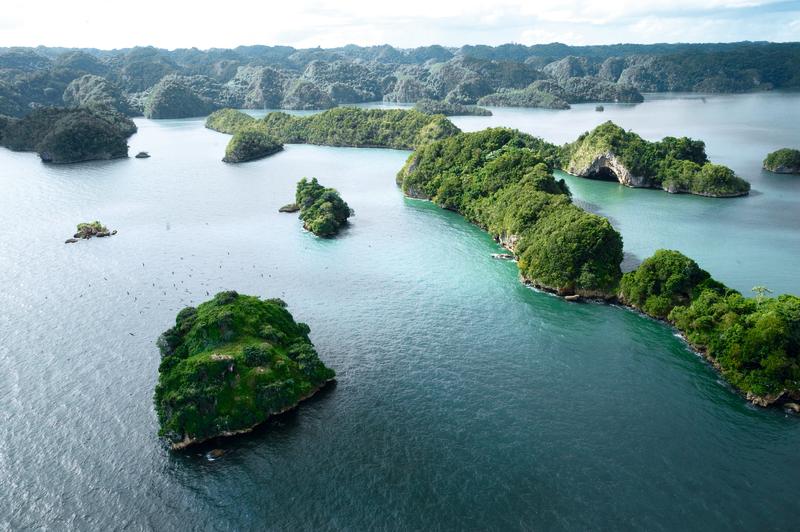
0 0 797 49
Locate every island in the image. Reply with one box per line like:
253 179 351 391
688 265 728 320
763 148 800 174
206 107 461 151
561 121 751 197
398 128 800 407
279 203 300 213
223 128 283 163
296 178 352 237
0 106 137 163
413 99 492 116
154 291 336 450
65 220 117 243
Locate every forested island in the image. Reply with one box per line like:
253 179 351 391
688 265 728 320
413 99 492 116
206 107 460 150
65 221 116 243
223 128 283 163
0 105 136 162
154 291 335 449
763 148 800 174
1 41 797 119
562 121 751 197
398 129 800 406
295 178 352 237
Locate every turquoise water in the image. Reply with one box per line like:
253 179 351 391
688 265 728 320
1 93 799 530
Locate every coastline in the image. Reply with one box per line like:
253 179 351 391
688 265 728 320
170 378 336 450
405 191 793 409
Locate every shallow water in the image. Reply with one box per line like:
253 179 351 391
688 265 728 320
1 93 799 530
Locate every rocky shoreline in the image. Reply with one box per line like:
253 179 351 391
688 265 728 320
487 210 791 409
65 221 117 243
170 378 335 450
564 152 750 197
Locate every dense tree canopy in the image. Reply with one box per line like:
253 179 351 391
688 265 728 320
3 42 795 119
223 127 283 163
413 98 492 116
154 291 335 448
206 107 460 153
398 128 622 296
763 148 800 174
144 74 219 119
295 178 352 237
0 106 136 163
563 121 751 196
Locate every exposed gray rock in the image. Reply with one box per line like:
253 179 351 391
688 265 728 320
568 152 648 187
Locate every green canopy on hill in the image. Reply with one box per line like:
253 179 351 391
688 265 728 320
0 106 136 163
154 291 335 449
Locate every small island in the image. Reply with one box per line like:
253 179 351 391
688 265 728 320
279 203 300 213
154 291 336 450
0 106 136 163
763 148 800 174
561 121 751 197
66 221 116 243
413 99 492 116
296 178 352 237
223 128 283 163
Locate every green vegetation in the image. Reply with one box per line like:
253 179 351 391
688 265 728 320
63 74 133 115
261 107 460 149
398 128 622 296
413 99 492 116
205 108 258 134
154 291 335 449
280 79 335 110
619 250 720 318
399 128 799 403
763 148 800 174
671 290 800 401
205 110 284 163
563 121 751 197
620 250 800 402
72 220 114 239
478 87 570 109
477 78 642 109
1 43 795 120
223 128 283 163
0 106 136 163
144 75 218 119
296 178 352 237
207 107 460 151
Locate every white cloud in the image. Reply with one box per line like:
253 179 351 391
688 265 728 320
0 0 796 49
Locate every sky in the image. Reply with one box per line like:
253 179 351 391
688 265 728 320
1 0 799 50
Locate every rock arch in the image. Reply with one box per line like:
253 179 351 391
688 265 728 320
569 152 649 188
